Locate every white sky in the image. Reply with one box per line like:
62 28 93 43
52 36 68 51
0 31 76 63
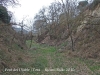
8 0 92 28
8 0 54 23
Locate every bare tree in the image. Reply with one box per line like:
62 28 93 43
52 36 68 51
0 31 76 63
34 7 47 34
12 16 29 45
47 2 63 40
0 0 19 6
29 26 33 48
60 0 78 51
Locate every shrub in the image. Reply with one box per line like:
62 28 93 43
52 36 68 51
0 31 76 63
0 5 11 24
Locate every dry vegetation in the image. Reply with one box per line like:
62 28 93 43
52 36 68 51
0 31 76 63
0 22 28 73
34 0 100 59
0 0 100 75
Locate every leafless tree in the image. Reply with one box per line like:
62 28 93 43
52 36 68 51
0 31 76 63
34 7 47 33
60 0 78 51
46 2 63 40
0 0 19 6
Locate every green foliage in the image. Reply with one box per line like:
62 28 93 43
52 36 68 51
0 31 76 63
0 5 11 24
31 57 48 70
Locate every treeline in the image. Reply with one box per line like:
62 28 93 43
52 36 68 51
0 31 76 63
33 0 81 51
33 0 78 39
0 0 29 49
33 0 100 51
0 0 18 24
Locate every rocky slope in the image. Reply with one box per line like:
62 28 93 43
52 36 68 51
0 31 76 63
40 3 100 59
73 3 100 59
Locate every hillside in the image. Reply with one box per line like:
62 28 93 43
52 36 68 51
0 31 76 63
37 2 100 60
0 22 28 73
70 3 100 59
0 0 100 75
13 27 28 34
0 21 99 75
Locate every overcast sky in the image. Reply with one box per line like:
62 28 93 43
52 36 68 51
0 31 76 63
8 0 54 22
8 0 92 28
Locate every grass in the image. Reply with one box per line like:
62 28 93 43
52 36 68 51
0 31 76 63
3 40 99 75
25 40 84 75
31 57 48 70
26 40 100 75
58 41 68 48
71 57 100 75
18 62 29 68
82 59 100 74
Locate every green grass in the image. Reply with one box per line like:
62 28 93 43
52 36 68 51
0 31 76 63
18 62 29 68
8 40 98 75
83 59 100 74
59 41 68 48
11 44 22 51
27 40 88 74
25 40 77 75
72 57 100 74
40 47 56 53
31 57 48 70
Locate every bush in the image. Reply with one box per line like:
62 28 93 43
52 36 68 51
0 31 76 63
0 5 11 24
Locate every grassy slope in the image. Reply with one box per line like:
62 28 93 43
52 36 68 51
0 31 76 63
2 40 100 75
0 22 27 75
